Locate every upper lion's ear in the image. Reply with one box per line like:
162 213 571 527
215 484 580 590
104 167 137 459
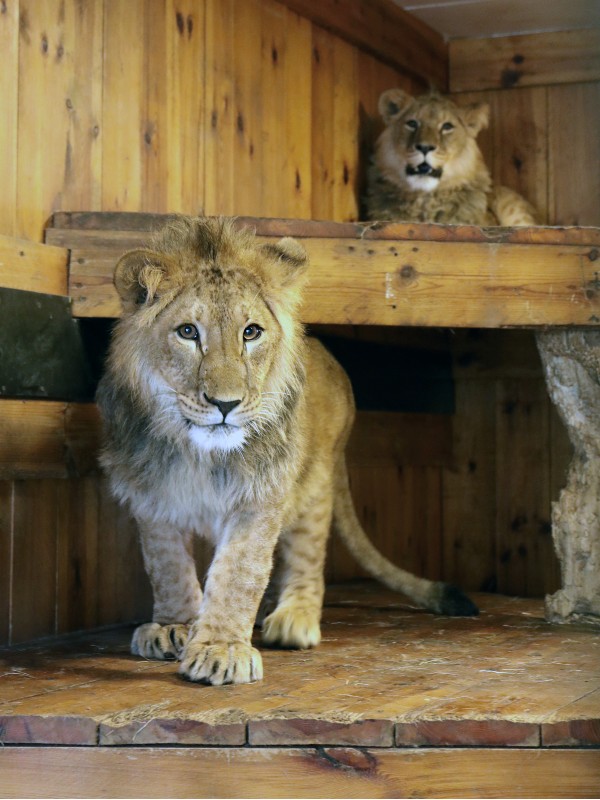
261 237 309 288
113 248 175 309
378 88 413 124
461 102 490 137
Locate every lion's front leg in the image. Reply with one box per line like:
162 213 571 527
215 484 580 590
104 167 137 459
132 520 203 661
179 513 282 685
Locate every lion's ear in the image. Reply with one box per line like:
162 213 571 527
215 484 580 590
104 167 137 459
378 89 413 124
461 102 490 137
114 249 175 308
261 237 309 288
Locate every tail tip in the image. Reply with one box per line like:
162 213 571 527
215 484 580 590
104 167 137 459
436 583 480 617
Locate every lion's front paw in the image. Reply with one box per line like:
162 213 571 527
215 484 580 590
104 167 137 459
179 640 263 685
131 622 190 661
262 604 321 649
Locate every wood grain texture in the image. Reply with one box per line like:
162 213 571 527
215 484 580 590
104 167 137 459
1 588 599 774
0 235 68 295
2 747 599 799
279 0 448 89
10 480 59 644
548 82 600 227
0 0 18 237
0 401 99 479
450 28 600 92
0 482 13 645
55 227 600 326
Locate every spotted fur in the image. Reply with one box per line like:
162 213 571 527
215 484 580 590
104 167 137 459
97 217 477 686
366 89 538 226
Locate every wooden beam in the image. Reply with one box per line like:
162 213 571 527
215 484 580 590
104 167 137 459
0 234 68 296
450 28 600 93
45 219 600 327
1 746 599 798
0 401 100 479
277 0 448 90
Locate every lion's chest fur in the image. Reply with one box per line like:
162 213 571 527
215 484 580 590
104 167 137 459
366 164 493 225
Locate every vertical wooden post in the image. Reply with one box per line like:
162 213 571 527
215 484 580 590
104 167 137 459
537 330 600 622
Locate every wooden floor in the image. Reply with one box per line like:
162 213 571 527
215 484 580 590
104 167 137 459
1 582 599 798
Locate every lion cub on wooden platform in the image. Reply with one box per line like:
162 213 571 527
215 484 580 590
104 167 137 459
366 88 538 226
97 216 478 686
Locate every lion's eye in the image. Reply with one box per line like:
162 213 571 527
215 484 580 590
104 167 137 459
441 121 454 132
177 323 199 341
405 119 419 131
243 324 263 342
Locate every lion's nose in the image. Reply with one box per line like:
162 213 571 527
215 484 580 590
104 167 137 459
203 394 242 420
416 144 435 154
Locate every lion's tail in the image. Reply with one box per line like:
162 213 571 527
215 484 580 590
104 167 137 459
332 457 479 616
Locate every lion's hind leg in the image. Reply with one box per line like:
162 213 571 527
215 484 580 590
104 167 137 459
261 485 333 650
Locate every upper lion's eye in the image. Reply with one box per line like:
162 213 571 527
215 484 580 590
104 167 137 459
441 121 454 132
243 324 263 342
405 119 419 131
177 323 199 341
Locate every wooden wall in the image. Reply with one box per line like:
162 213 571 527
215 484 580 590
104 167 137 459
1 2 598 645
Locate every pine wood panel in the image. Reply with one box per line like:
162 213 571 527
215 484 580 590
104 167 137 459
0 401 100 479
0 235 68 295
56 478 100 635
0 0 18 238
548 82 600 227
0 482 13 645
10 480 59 644
3 747 599 799
495 378 559 596
55 227 600 326
279 0 448 89
101 0 144 213
16 1 102 242
450 28 600 92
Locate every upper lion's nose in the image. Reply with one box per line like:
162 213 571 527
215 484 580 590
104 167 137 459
203 394 242 420
416 144 435 154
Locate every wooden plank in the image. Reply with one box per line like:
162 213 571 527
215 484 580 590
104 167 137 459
488 87 549 225
1 747 599 798
548 83 600 228
164 0 205 215
203 0 236 215
0 0 18 237
0 401 100 479
0 482 13 646
56 478 99 635
442 341 497 594
101 0 144 212
10 480 59 644
346 411 451 468
96 486 152 627
0 401 68 479
0 235 68 296
16 0 102 243
46 212 600 246
56 230 600 326
495 379 559 597
279 0 448 90
450 29 600 93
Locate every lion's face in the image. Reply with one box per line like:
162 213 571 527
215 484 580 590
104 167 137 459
376 89 490 193
110 219 308 454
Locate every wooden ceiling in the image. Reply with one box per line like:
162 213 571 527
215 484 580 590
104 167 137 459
396 0 600 40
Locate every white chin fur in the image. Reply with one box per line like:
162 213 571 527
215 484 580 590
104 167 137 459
188 424 247 453
405 174 440 193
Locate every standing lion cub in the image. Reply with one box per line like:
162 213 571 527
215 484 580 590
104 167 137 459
366 88 538 226
97 217 477 685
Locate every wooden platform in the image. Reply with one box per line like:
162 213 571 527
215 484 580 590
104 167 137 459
1 583 599 798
